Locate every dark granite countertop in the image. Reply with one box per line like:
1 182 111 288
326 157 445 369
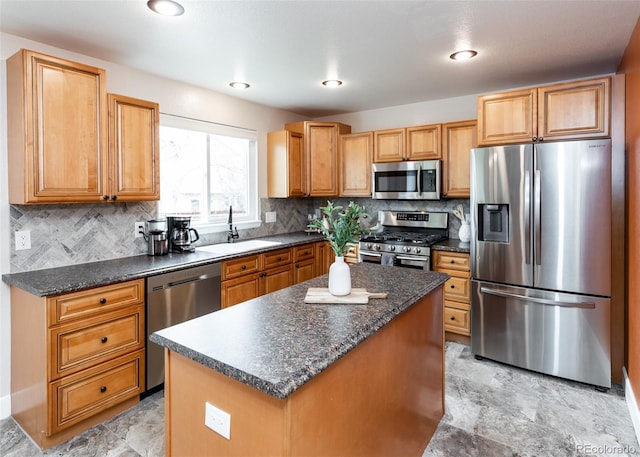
2 232 324 297
432 239 470 253
150 263 448 400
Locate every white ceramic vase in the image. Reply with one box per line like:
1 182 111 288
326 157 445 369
328 256 351 296
458 221 471 242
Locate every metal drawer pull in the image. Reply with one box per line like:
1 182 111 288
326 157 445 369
480 287 596 309
101 336 108 343
100 386 107 393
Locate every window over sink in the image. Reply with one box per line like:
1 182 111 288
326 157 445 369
159 114 259 233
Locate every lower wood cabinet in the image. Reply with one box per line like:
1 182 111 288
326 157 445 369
221 241 334 308
10 279 145 450
432 250 471 342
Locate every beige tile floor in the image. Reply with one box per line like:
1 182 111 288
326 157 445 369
1 342 638 456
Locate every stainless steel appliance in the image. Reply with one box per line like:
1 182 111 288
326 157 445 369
167 216 199 253
359 210 448 269
372 160 441 200
470 139 612 388
143 219 168 256
146 263 221 392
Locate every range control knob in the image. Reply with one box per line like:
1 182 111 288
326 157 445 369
414 247 422 254
389 245 396 251
366 243 372 249
374 244 381 251
403 246 410 253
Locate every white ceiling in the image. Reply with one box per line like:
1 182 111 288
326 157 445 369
1 1 639 118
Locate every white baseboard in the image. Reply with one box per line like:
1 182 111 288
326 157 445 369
624 367 640 446
0 392 10 420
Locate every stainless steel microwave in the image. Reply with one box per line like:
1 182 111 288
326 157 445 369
372 160 441 200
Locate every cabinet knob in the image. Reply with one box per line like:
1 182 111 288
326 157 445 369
532 136 537 142
277 257 282 261
99 298 107 304
450 259 455 264
102 195 109 200
539 137 544 142
101 336 108 344
111 195 117 200
241 265 247 270
100 386 107 393
450 284 455 289
450 316 456 321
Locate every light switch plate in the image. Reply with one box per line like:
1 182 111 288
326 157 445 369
15 230 31 250
265 211 277 223
205 402 230 440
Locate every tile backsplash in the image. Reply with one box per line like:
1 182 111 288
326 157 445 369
9 197 469 273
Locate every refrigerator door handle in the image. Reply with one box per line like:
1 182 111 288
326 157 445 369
524 170 531 265
534 169 542 265
480 286 596 309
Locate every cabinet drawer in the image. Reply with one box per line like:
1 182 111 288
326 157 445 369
444 306 470 335
50 306 144 380
433 251 470 273
222 255 261 280
293 244 315 262
443 276 470 303
48 279 144 326
263 248 292 269
48 349 144 435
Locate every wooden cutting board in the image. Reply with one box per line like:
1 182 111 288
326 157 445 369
304 288 388 304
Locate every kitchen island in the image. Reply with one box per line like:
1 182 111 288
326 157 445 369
150 263 448 457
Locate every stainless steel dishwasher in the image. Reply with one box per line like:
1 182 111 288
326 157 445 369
146 262 221 392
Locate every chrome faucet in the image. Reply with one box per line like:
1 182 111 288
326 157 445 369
227 205 239 243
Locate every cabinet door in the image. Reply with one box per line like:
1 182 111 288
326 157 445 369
477 88 537 146
7 49 108 203
221 274 261 308
442 120 477 198
315 241 335 275
267 130 305 197
373 128 405 162
307 123 339 196
538 77 610 141
294 259 316 284
108 94 159 201
406 124 441 160
261 265 293 295
340 132 372 196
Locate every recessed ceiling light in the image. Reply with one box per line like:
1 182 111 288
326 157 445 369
229 81 250 89
322 80 343 88
147 0 184 16
449 50 478 61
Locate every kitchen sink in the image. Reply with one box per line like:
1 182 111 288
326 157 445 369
197 239 282 255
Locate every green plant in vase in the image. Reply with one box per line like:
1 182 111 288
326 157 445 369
307 201 375 295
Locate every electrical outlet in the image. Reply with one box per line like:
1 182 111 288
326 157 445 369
135 222 145 238
15 230 31 250
265 211 277 223
205 402 230 439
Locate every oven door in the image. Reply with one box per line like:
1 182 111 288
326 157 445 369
394 254 430 270
359 251 382 264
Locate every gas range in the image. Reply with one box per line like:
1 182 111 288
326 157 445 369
359 211 448 270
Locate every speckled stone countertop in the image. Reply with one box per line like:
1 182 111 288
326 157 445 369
150 263 448 400
432 239 470 253
2 232 323 297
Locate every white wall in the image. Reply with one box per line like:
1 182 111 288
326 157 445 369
0 32 308 419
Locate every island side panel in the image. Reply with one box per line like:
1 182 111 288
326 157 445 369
288 286 444 457
164 351 287 457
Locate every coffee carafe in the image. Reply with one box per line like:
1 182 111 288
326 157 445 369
167 216 199 253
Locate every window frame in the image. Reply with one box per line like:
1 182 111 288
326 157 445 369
159 113 260 234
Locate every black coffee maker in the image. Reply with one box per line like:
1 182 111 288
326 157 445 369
166 216 199 253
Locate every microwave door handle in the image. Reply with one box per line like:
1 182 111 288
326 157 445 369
417 165 422 196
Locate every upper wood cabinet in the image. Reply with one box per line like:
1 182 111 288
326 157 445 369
7 49 160 204
442 120 477 198
477 77 610 146
405 124 442 160
373 128 405 162
108 94 160 201
374 124 441 162
7 49 108 204
285 121 351 196
267 130 305 197
339 132 373 197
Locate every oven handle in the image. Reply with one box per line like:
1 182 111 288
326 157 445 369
360 252 382 258
395 255 426 261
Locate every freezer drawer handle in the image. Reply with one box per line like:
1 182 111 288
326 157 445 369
479 286 596 309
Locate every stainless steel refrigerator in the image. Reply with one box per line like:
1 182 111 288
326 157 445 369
470 139 611 388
